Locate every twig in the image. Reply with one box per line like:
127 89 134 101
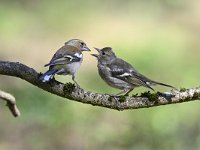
0 90 20 117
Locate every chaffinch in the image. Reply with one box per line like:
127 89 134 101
92 47 176 95
39 39 90 85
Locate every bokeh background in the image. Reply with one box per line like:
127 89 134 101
0 0 200 150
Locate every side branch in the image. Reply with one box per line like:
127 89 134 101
0 61 199 113
0 90 20 117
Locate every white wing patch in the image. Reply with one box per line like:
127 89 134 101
119 73 132 77
64 55 74 61
146 82 150 85
74 53 83 58
64 55 73 59
43 75 52 82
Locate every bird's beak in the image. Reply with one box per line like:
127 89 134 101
91 54 99 58
82 45 91 51
92 47 101 58
94 47 101 53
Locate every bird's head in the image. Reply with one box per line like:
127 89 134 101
65 39 90 51
92 47 116 63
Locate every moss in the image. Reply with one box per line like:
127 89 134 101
182 96 191 101
140 91 159 102
193 92 200 99
180 88 187 92
179 96 193 102
118 95 127 102
132 93 138 97
38 72 43 79
63 82 75 95
108 96 113 102
38 72 43 76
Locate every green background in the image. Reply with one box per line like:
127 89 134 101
0 0 200 149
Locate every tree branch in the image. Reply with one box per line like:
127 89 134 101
0 61 199 115
0 90 20 117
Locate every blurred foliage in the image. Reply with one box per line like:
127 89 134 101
1 0 200 150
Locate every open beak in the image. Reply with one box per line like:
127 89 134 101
94 47 101 53
82 45 91 51
91 47 101 58
91 54 99 58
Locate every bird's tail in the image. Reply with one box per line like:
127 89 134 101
150 80 177 90
39 70 58 82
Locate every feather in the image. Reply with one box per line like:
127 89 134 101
39 69 58 82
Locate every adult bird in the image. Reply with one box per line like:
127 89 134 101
92 47 176 95
39 39 90 86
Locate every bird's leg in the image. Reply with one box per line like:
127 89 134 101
72 75 80 88
116 88 134 96
116 89 129 96
124 88 134 96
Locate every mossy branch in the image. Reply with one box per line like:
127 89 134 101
0 61 200 117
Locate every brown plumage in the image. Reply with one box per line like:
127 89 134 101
39 39 90 85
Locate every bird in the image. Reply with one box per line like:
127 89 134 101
91 47 176 95
39 39 90 86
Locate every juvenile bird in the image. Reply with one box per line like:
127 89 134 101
39 39 90 85
92 47 176 95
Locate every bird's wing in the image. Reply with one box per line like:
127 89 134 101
109 58 154 90
44 46 82 67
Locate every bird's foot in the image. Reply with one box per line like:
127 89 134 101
108 94 118 102
74 81 80 88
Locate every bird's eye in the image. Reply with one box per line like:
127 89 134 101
102 52 105 55
80 42 84 46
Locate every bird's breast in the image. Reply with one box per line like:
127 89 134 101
66 61 82 75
